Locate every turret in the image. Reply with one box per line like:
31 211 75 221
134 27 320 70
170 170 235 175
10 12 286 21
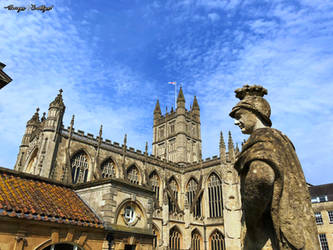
21 108 40 146
44 89 65 131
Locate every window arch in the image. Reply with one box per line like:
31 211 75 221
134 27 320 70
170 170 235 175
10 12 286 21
186 178 201 217
101 158 116 178
191 229 202 250
71 151 89 184
208 173 223 218
169 227 182 250
149 171 160 202
152 223 160 248
210 230 225 250
26 148 38 174
127 165 140 185
168 177 179 213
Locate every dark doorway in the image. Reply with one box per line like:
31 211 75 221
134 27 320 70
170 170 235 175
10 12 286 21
125 245 136 250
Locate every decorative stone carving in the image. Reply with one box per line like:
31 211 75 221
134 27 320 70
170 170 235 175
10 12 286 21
229 84 320 249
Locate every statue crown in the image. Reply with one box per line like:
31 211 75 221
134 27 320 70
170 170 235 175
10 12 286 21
235 84 267 100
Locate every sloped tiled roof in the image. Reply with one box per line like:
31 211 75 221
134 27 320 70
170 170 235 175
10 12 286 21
0 167 103 228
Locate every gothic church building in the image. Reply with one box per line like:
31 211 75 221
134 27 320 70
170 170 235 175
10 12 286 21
14 88 242 249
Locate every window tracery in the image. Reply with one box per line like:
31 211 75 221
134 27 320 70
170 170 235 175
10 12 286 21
127 165 139 185
149 172 160 202
71 151 89 184
186 178 201 217
210 231 225 250
168 178 178 213
208 173 223 218
169 227 182 250
191 230 202 250
101 158 116 178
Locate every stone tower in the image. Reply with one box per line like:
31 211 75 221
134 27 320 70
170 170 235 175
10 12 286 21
152 87 202 164
14 90 65 179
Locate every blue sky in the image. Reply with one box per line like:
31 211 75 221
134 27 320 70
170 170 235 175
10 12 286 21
1 0 333 185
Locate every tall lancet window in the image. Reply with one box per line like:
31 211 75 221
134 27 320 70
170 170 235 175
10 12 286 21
127 165 139 185
71 151 89 184
168 178 179 213
101 158 116 178
208 173 223 218
186 178 201 217
149 171 160 202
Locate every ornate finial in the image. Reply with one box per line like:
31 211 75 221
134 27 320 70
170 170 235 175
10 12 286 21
70 115 75 126
124 134 127 145
166 106 168 113
145 141 148 154
36 107 40 113
235 84 267 100
99 124 103 137
50 89 65 109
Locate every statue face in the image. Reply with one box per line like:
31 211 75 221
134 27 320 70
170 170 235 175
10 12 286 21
233 109 258 134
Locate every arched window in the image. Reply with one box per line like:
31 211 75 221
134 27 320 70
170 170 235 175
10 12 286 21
101 158 116 178
191 230 202 250
26 148 38 174
127 165 139 184
208 173 223 218
71 151 89 184
149 171 160 202
152 224 160 248
169 227 182 250
210 230 225 250
168 177 179 213
186 178 201 217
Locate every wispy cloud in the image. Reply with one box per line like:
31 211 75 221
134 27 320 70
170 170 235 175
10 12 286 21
1 0 332 185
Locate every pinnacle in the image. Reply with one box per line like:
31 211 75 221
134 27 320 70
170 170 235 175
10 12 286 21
192 96 199 110
177 87 185 103
154 99 161 114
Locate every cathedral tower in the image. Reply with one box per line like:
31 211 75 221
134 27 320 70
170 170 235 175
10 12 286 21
14 90 65 178
152 87 202 164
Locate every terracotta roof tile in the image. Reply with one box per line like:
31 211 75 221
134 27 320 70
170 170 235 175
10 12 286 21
0 169 103 228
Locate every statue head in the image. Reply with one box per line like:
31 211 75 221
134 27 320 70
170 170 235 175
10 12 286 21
229 85 272 134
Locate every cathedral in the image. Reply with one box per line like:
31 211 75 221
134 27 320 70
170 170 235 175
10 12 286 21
12 87 242 249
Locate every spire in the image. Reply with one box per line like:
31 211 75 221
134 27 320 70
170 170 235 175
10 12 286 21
27 107 40 125
219 131 226 163
154 99 161 116
49 89 65 109
228 131 235 162
192 96 200 111
145 141 148 155
177 86 185 103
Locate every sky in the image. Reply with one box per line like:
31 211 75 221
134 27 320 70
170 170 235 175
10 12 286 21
1 0 333 185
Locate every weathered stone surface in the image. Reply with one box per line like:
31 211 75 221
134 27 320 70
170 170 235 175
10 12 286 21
230 85 320 250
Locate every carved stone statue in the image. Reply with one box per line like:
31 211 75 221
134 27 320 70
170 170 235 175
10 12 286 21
229 85 319 249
